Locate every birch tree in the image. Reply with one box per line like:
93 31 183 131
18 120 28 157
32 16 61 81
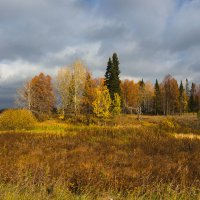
56 60 87 117
16 81 32 110
179 81 187 114
56 68 71 116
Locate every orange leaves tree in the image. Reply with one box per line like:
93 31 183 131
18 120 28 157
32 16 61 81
161 75 180 115
30 73 55 117
81 72 96 122
16 73 55 118
120 79 139 112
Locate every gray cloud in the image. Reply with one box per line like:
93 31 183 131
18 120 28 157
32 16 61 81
0 0 200 108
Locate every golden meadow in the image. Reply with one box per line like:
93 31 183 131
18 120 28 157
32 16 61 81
0 110 200 199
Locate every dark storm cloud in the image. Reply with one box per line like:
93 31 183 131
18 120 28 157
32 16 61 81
0 81 20 108
0 0 94 62
0 0 200 108
164 0 200 52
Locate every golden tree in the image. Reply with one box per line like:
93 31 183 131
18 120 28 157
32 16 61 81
121 79 139 110
112 93 121 116
92 86 111 118
162 75 180 115
81 72 96 113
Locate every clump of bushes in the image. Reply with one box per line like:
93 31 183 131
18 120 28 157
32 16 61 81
197 111 200 120
35 113 50 122
160 117 180 131
0 109 36 130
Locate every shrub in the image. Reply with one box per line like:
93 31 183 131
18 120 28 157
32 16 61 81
35 113 50 122
197 111 200 120
0 109 36 130
160 117 180 131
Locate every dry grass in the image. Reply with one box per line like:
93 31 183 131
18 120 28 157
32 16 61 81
174 133 200 140
0 114 200 199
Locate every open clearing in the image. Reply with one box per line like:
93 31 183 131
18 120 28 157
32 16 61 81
0 114 200 199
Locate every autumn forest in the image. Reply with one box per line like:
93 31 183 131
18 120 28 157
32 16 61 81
0 53 200 199
15 53 200 121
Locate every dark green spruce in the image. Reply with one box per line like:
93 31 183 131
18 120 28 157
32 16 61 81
105 57 112 94
189 83 198 112
185 79 190 112
105 53 121 100
154 79 161 115
179 80 184 114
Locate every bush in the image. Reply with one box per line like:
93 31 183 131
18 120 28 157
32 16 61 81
35 113 50 122
160 117 180 131
197 111 200 120
0 109 36 130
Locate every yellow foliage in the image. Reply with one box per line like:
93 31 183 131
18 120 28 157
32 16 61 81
161 117 180 131
92 86 111 118
0 109 36 130
112 93 121 116
197 112 200 120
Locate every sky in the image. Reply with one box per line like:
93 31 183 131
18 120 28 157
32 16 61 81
0 0 200 108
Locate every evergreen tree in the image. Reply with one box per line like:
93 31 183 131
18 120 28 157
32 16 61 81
138 79 145 113
105 57 112 92
186 79 190 98
139 79 145 87
185 79 190 111
179 81 187 114
189 83 198 112
111 53 121 99
154 79 161 115
104 53 121 100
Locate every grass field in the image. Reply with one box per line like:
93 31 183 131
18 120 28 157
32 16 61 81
0 114 200 199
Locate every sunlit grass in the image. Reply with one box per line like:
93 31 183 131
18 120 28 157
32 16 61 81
0 182 200 199
0 114 200 198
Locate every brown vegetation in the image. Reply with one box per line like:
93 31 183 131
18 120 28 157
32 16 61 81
0 114 200 198
0 109 36 130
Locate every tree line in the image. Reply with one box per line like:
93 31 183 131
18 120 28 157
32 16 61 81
16 53 200 120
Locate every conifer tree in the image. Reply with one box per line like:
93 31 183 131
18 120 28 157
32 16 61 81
179 81 187 114
154 79 161 115
104 53 121 100
189 83 198 112
111 53 121 96
186 79 190 98
185 79 190 112
105 57 112 93
138 79 145 113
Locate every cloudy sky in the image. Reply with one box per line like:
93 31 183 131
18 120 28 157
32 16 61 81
0 0 200 108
